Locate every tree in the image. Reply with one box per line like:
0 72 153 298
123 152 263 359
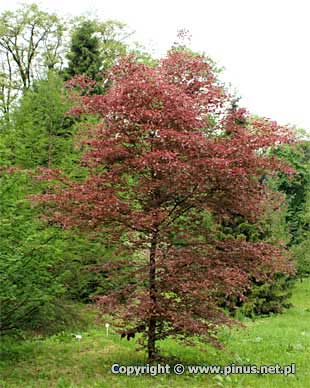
0 167 115 334
1 71 75 168
0 50 20 117
65 18 132 81
217 191 295 317
95 19 132 71
296 172 310 276
273 139 310 245
0 170 66 334
64 17 154 92
272 137 310 276
0 3 65 117
0 3 65 88
65 19 102 81
35 51 295 361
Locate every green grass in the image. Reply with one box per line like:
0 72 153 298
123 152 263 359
1 278 309 388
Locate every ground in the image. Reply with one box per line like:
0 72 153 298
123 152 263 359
0 278 309 388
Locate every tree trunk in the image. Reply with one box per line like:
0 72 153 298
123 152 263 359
148 230 158 361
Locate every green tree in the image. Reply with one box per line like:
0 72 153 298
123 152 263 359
295 185 310 275
273 137 310 276
64 18 132 80
0 168 117 334
2 71 75 168
0 3 65 119
274 140 310 245
65 19 102 80
0 171 66 334
0 51 20 117
0 4 65 89
218 193 295 317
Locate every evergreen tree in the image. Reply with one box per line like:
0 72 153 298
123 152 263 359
65 20 102 81
2 72 75 168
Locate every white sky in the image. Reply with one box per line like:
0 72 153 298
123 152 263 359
1 0 310 132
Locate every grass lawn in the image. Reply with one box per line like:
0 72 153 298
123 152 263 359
0 278 309 388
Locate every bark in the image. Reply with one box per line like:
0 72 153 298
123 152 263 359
148 229 158 361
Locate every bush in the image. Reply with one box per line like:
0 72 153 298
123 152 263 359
0 172 67 334
0 170 116 336
291 234 310 277
237 274 295 317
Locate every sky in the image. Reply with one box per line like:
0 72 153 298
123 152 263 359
1 0 310 132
